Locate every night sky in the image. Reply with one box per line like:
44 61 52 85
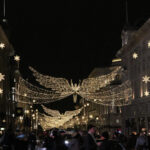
1 0 150 111
2 0 150 81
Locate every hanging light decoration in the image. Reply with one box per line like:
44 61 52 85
16 66 131 106
29 66 122 93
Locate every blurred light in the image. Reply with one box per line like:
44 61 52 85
2 119 6 123
0 43 5 49
0 128 5 131
0 88 3 94
33 99 36 103
89 115 93 119
96 117 99 120
19 116 23 120
14 55 20 62
86 103 90 106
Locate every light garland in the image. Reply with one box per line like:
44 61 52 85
42 105 83 117
78 80 132 106
15 76 73 104
29 66 122 93
38 106 83 129
16 66 131 107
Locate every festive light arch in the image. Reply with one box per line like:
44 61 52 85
16 66 132 106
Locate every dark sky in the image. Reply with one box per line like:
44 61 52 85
2 0 150 82
1 0 150 111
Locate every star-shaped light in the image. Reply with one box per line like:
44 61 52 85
142 75 150 83
14 55 20 62
0 88 3 94
0 73 5 81
133 52 138 59
144 91 149 96
0 43 5 49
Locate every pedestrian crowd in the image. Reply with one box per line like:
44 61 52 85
0 124 150 150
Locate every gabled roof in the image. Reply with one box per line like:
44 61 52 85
116 18 150 57
89 66 120 78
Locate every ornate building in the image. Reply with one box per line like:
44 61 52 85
117 18 150 135
83 18 150 135
0 24 15 130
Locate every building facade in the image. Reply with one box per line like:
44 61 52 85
0 25 15 130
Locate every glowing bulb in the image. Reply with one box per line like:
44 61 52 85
0 43 5 49
14 55 20 62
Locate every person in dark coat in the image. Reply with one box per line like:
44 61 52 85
83 124 98 150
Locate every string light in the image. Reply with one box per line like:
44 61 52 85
29 66 122 93
42 105 83 118
16 66 131 107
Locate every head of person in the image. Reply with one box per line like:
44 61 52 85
88 124 96 134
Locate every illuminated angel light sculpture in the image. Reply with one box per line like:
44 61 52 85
16 66 131 106
39 105 83 129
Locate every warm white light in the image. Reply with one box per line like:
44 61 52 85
96 117 99 120
2 119 6 123
89 115 93 119
24 93 27 97
0 43 5 49
144 91 149 96
112 58 122 63
142 75 150 83
25 110 29 114
0 73 5 81
33 99 36 103
0 88 3 94
86 103 90 106
148 41 150 48
14 55 20 62
32 114 35 117
133 52 138 59
19 116 23 120
82 116 85 119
